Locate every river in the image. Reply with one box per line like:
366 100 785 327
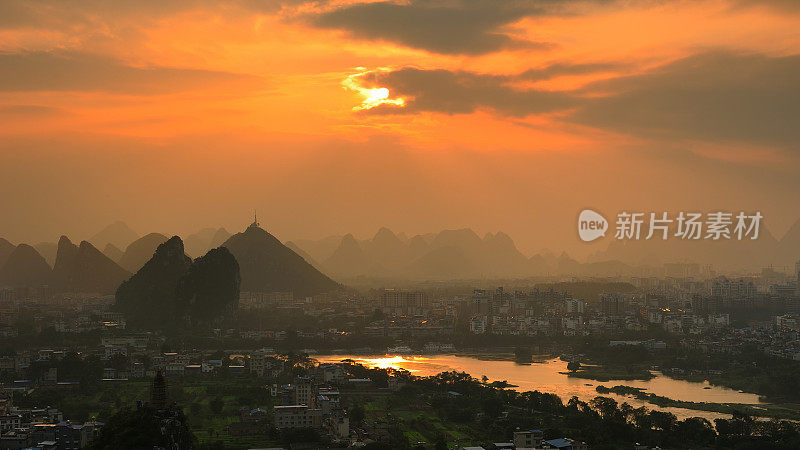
315 354 768 421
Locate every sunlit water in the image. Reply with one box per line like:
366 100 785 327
316 354 768 421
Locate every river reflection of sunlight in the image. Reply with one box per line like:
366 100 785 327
317 353 766 422
352 355 426 372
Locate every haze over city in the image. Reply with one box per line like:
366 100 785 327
2 1 800 449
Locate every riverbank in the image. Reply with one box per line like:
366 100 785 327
596 385 800 421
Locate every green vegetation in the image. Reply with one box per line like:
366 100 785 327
15 375 281 449
566 364 655 382
342 368 800 449
14 357 800 449
89 405 196 450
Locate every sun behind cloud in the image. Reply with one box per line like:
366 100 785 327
343 68 405 111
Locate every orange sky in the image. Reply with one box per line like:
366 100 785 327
0 0 799 257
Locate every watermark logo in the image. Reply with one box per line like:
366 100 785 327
578 209 608 242
577 210 763 242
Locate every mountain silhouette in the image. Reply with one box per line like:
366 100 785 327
324 233 386 277
90 220 139 250
184 227 232 257
556 251 582 274
588 221 780 272
118 233 169 272
292 235 343 262
406 235 430 261
363 227 407 270
176 247 240 325
115 236 192 325
298 227 536 280
210 228 231 248
291 227 663 279
529 253 553 274
222 222 339 297
0 244 52 287
432 229 483 256
285 241 324 270
33 242 58 266
402 245 477 279
481 231 531 276
774 218 800 268
52 236 130 294
0 238 15 268
103 243 124 262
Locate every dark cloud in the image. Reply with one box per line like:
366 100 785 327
571 51 800 147
0 0 305 28
0 51 261 94
732 0 800 12
518 61 628 81
312 0 557 55
362 67 576 114
362 51 800 149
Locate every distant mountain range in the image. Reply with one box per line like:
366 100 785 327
0 236 130 294
0 220 341 299
290 220 800 281
102 243 124 262
1 217 798 295
118 233 169 272
296 227 537 280
586 218 800 272
184 227 231 258
90 220 139 251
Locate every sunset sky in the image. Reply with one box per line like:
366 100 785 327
1 0 799 257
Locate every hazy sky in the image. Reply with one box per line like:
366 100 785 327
1 0 799 258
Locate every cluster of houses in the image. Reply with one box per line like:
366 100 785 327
271 363 389 444
0 400 102 450
456 429 588 450
469 303 731 337
681 313 800 361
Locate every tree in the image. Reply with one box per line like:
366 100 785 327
649 410 677 431
481 396 503 418
108 354 129 371
89 405 196 450
434 432 448 450
349 404 365 424
209 397 224 415
676 417 715 445
567 361 581 372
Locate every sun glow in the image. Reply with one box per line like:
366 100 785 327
342 68 405 111
331 355 427 372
